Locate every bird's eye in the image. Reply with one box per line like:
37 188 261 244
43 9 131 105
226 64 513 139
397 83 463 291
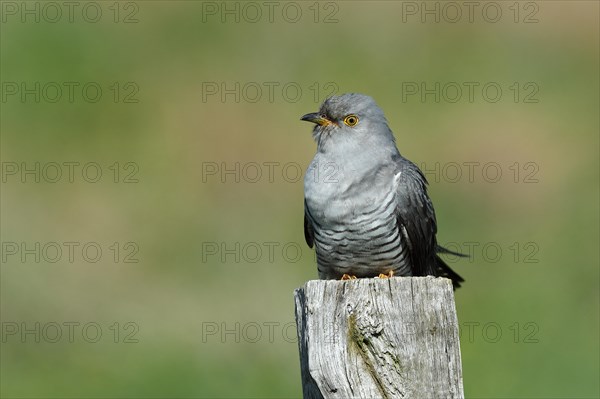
343 114 359 127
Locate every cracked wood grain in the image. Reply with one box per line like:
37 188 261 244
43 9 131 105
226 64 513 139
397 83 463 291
294 276 464 399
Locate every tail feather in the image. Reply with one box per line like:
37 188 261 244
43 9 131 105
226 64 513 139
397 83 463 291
436 245 468 258
435 255 464 290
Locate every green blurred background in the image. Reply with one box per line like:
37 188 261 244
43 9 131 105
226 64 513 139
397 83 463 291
1 1 598 398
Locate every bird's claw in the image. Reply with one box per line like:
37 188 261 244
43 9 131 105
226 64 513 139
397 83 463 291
377 270 395 278
341 274 357 280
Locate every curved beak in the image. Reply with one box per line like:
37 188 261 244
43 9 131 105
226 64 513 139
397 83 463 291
300 112 333 126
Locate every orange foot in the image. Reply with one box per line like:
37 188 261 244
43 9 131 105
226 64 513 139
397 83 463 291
377 270 395 278
341 274 357 280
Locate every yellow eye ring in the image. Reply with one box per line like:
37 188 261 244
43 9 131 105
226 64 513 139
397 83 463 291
343 114 359 127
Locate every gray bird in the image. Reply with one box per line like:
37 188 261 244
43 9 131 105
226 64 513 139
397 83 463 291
301 93 464 288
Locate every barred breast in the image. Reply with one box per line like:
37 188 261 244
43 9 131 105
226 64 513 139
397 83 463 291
305 170 412 279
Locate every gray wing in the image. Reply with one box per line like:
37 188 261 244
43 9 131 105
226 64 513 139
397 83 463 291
394 156 438 276
303 200 314 248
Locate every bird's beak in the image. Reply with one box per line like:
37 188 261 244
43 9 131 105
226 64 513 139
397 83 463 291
300 112 333 126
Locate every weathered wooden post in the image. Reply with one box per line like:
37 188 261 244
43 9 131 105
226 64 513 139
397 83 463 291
294 276 464 399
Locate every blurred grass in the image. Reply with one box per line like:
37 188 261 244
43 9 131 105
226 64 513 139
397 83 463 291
1 1 599 398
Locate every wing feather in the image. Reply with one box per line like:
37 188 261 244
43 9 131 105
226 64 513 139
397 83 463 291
303 200 314 248
394 157 438 276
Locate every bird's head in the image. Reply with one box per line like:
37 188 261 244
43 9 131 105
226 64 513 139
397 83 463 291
300 93 395 153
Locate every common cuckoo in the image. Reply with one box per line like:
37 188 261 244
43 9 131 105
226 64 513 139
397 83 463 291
301 93 464 288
